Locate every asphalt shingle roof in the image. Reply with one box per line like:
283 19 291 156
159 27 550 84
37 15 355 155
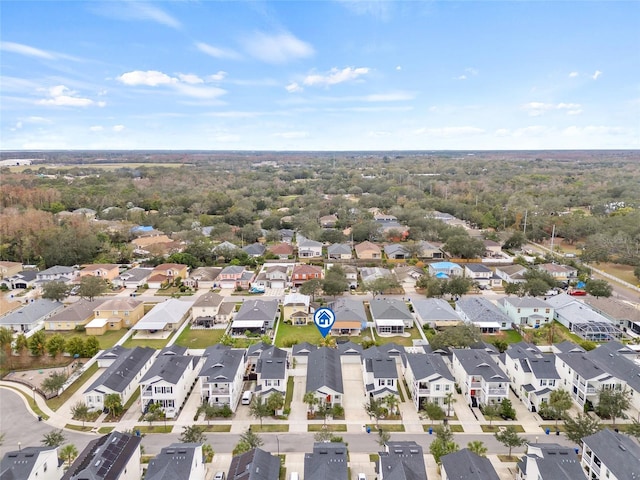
306 347 343 394
85 346 155 394
582 429 640 480
441 448 500 480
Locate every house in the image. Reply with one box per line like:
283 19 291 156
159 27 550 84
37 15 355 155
441 448 499 480
268 242 294 259
84 346 155 410
45 298 103 331
304 443 348 480
378 441 427 480
451 348 510 407
327 243 352 260
86 297 145 335
199 345 246 411
464 264 502 289
384 244 409 260
0 261 22 279
328 299 367 336
499 297 554 327
536 263 578 282
228 448 280 480
319 214 339 228
483 239 502 257
581 429 640 480
362 347 398 399
499 342 560 412
428 262 463 279
516 443 586 480
355 240 382 260
254 265 289 290
369 298 414 335
404 353 455 410
79 264 120 281
0 446 63 480
282 293 312 325
0 299 63 333
337 341 363 362
218 266 255 290
292 342 317 364
3 270 38 289
278 229 295 245
297 235 323 258
36 265 79 284
139 348 199 417
231 299 279 336
306 347 343 407
191 292 233 326
132 234 175 255
359 266 393 285
343 265 358 289
495 265 528 284
213 241 240 256
113 267 153 289
243 242 266 258
374 217 410 240
145 443 205 480
183 266 222 289
412 298 461 329
417 241 444 259
545 293 622 341
147 263 189 289
291 264 323 288
583 296 640 335
132 298 192 334
255 345 288 397
62 431 141 480
456 297 512 333
394 266 425 286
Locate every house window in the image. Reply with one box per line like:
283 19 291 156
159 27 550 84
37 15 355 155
445 385 450 391
545 308 550 313
435 385 440 391
533 308 539 312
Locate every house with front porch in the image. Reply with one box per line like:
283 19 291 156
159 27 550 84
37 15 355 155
362 347 399 399
231 299 279 336
498 297 554 327
146 444 205 480
191 292 232 326
456 297 512 333
183 267 221 289
581 429 640 480
355 241 382 260
306 347 343 408
499 342 560 412
139 347 199 417
283 293 312 325
451 348 510 407
329 299 367 336
516 443 586 480
297 235 323 258
327 243 352 260
404 353 455 411
370 298 414 335
199 344 246 412
255 345 289 397
291 264 323 288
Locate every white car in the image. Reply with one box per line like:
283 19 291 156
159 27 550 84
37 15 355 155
214 472 225 480
357 474 366 480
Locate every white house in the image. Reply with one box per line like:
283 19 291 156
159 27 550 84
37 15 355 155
306 347 343 408
498 297 554 327
0 446 64 480
145 444 205 480
199 345 246 411
404 353 455 411
255 345 289 397
362 346 399 399
369 298 414 335
581 429 640 480
451 349 510 407
464 264 502 289
297 235 323 258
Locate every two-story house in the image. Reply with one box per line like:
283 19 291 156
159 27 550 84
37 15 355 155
378 442 426 480
404 353 455 411
199 344 246 411
442 448 500 480
146 443 205 480
229 448 280 480
362 346 399 399
536 263 578 283
451 349 510 407
113 267 154 289
282 293 312 325
304 443 348 480
254 265 289 290
79 264 120 281
146 263 189 289
464 264 502 289
36 265 79 285
139 346 199 418
581 429 640 480
499 297 554 327
291 264 323 288
85 297 145 335
218 265 255 290
516 443 586 480
255 345 289 397
297 235 323 258
495 265 528 284
306 347 343 408
191 292 233 327
1 446 64 480
183 266 221 289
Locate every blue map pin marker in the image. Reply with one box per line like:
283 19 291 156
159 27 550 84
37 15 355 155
313 307 336 338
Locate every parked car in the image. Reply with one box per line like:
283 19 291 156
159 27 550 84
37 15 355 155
569 289 587 296
358 474 366 480
214 472 225 480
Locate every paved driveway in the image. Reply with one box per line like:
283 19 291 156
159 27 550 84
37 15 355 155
289 365 308 433
284 452 305 479
349 453 376 480
342 363 368 431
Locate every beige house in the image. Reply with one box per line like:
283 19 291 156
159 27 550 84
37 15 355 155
355 241 382 259
0 261 22 279
79 264 120 281
45 298 104 331
86 298 144 335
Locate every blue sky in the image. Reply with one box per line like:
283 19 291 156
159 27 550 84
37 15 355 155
1 1 638 150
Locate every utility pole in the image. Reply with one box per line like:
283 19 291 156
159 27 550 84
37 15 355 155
550 224 556 257
523 209 528 236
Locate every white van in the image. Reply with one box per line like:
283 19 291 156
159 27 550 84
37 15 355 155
289 473 299 480
241 390 253 405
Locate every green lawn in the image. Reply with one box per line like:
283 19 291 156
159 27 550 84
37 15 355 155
308 424 347 432
250 424 289 432
374 328 422 347
174 325 226 349
44 329 126 350
65 424 93 432
134 425 173 433
97 426 115 434
47 362 98 411
202 425 232 432
284 376 294 411
423 423 464 433
481 424 525 433
275 322 323 347
367 424 405 432
121 334 170 349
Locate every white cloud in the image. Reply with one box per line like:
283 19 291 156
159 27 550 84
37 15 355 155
454 75 467 81
465 67 479 76
569 71 579 78
132 3 181 29
592 70 603 80
303 67 370 87
0 41 55 59
195 42 241 60
89 126 104 132
337 0 392 20
208 71 227 82
173 83 226 99
38 85 102 107
412 126 485 137
273 131 308 139
367 130 392 137
522 102 582 116
363 92 414 102
396 66 402 71
286 82 303 93
562 125 627 136
177 73 204 85
112 125 125 132
96 2 181 29
243 32 314 64
117 70 177 86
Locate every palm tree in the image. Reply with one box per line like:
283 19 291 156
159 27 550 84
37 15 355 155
384 394 399 417
303 391 319 416
467 440 487 457
444 392 457 417
60 444 78 467
318 335 336 348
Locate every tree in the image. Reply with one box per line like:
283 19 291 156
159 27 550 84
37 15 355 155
504 282 524 296
494 426 525 459
314 427 333 443
267 391 284 415
500 398 517 420
83 336 100 357
0 327 13 368
28 330 47 356
145 403 163 426
42 281 71 302
249 395 271 426
467 440 487 457
503 231 527 250
429 424 459 464
179 425 206 444
322 267 349 297
596 387 631 426
444 235 485 259
364 397 386 427
71 402 90 427
46 334 66 357
634 265 640 283
300 279 323 301
548 389 573 428
564 412 602 445
525 278 553 297
363 277 400 297
421 401 445 426
445 277 473 298
104 393 123 419
77 275 108 301
429 324 481 350
42 371 67 396
384 394 399 417
65 336 84 356
444 392 456 417
482 404 500 427
377 429 391 447
59 444 78 467
626 419 640 439
304 391 319 415
202 443 214 463
585 279 613 298
318 335 336 348
233 428 264 455
13 333 28 355
42 429 66 447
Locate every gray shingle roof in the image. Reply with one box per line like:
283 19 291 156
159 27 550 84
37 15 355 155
518 443 586 480
412 298 460 323
329 299 368 326
379 442 426 480
85 346 155 394
141 353 197 385
304 443 348 480
327 243 352 255
306 347 343 395
256 346 287 380
46 298 104 324
1 447 58 480
506 342 560 380
145 443 200 480
200 345 245 382
369 298 413 321
405 353 454 382
363 348 397 379
193 292 224 308
464 263 492 273
235 300 279 322
500 296 553 309
452 349 509 382
582 429 640 480
228 448 280 480
337 341 363 356
441 448 499 480
0 299 62 327
456 297 511 324
292 342 317 356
